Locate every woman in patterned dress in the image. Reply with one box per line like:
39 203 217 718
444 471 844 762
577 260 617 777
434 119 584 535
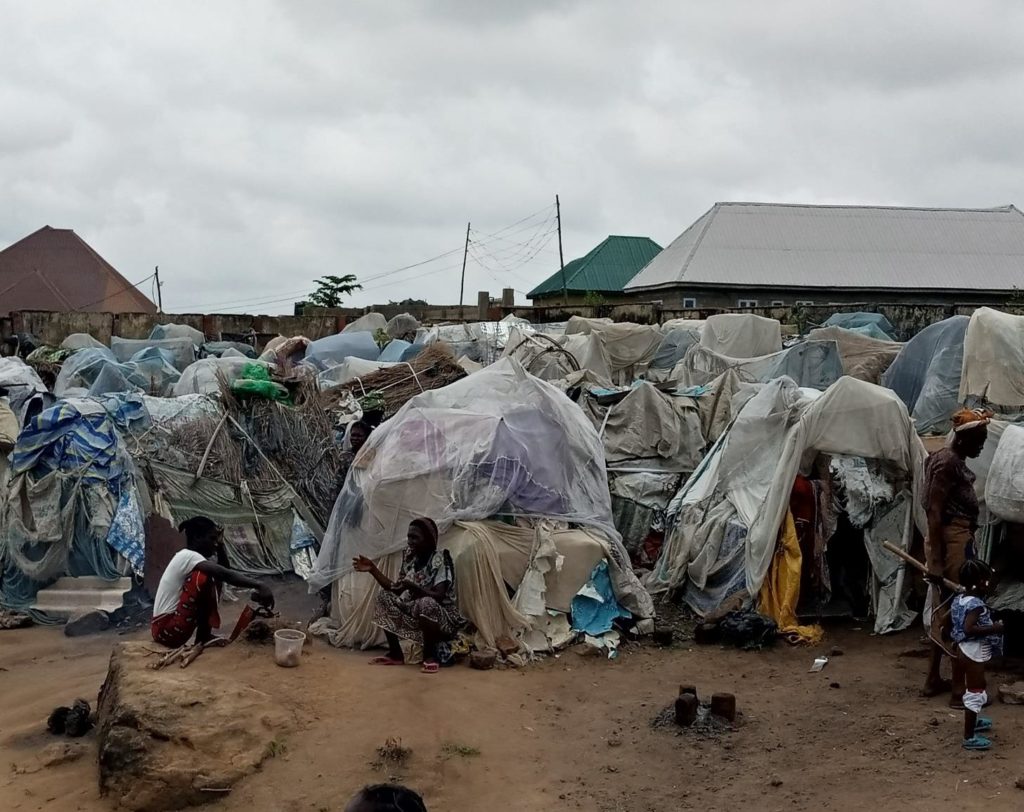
353 517 466 674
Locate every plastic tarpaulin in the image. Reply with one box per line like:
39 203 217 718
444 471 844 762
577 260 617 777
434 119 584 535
960 307 1024 410
806 326 901 384
564 316 613 335
881 316 968 435
674 341 843 390
824 312 895 338
54 348 179 398
757 511 823 644
110 336 196 371
150 323 205 347
0 358 46 394
700 314 782 358
172 357 271 396
60 333 105 351
303 331 381 370
579 382 703 473
311 358 653 620
502 327 613 383
985 424 1024 523
588 323 664 384
342 312 388 334
648 327 701 379
648 376 926 634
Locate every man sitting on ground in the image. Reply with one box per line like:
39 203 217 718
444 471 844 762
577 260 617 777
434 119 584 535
151 516 275 648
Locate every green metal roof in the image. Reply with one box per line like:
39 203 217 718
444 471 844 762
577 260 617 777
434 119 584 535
527 235 663 298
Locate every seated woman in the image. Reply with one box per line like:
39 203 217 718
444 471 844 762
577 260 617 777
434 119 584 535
353 517 466 674
151 516 275 648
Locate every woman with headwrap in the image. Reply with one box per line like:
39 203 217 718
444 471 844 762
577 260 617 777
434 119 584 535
353 518 466 674
921 408 991 705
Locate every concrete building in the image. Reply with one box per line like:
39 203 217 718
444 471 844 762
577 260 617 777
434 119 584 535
528 235 662 305
0 226 156 316
625 202 1024 309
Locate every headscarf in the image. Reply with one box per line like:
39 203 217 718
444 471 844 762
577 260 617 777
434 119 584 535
952 407 992 434
409 517 439 548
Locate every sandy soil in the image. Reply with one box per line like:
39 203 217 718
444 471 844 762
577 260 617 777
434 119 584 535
3 599 1024 812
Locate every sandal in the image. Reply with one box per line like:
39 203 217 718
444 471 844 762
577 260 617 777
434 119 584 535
974 717 993 732
962 735 991 751
368 656 404 666
421 661 440 674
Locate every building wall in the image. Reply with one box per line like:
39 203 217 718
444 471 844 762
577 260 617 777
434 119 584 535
637 286 1015 310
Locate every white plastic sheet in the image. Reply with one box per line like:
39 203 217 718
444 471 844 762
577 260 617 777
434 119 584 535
311 358 624 587
674 341 843 390
806 326 901 384
700 313 782 358
985 424 1024 523
960 307 1024 409
172 357 270 396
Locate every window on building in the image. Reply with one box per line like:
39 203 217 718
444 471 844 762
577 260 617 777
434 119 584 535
682 297 697 308
737 299 758 308
795 300 814 306
770 300 785 307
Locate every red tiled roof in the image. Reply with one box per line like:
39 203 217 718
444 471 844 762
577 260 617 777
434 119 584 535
0 226 156 316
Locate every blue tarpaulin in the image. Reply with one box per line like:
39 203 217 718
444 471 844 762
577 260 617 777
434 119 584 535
571 561 631 635
11 402 124 484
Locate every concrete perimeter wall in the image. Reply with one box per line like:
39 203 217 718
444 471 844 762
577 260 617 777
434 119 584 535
2 299 1016 348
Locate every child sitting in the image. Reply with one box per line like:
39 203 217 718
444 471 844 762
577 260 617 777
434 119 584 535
950 560 1004 751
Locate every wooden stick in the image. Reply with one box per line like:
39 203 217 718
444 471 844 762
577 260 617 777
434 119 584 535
192 413 229 485
882 541 963 593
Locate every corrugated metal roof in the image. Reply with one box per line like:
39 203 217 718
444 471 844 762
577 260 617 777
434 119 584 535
529 235 662 298
625 202 1024 292
0 226 156 315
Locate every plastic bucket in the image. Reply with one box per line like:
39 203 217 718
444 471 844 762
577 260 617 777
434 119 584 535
274 629 306 667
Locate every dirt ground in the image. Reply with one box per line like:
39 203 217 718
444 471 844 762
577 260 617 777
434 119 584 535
3 591 1024 811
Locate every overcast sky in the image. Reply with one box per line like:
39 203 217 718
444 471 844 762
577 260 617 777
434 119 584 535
3 1 1024 313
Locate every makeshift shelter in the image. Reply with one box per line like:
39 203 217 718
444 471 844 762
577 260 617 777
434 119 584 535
502 327 613 383
881 316 968 435
150 323 206 348
341 312 388 335
806 326 901 384
959 307 1024 412
647 375 926 635
172 357 271 396
672 340 844 390
823 312 895 339
419 317 531 366
303 331 381 370
316 519 634 652
55 347 181 398
310 358 653 646
700 313 782 358
110 337 196 371
646 327 702 383
587 322 663 384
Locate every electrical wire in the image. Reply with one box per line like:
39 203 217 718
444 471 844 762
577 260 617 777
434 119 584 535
74 273 156 312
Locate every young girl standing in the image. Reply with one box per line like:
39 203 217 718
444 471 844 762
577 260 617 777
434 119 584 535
950 560 1004 750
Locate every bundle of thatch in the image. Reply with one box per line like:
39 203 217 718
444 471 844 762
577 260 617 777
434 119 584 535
325 342 466 419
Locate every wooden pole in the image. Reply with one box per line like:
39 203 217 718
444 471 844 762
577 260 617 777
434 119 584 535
556 195 567 305
881 541 963 593
458 221 471 321
154 266 163 313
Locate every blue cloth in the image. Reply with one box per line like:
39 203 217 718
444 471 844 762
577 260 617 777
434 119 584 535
379 339 412 362
106 486 146 575
571 561 631 635
11 402 123 484
951 594 1003 655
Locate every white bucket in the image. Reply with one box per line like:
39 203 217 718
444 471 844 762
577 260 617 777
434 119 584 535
274 628 306 667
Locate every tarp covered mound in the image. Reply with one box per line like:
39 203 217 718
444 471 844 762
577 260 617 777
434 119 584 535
150 323 206 348
385 313 421 341
578 382 703 473
588 322 664 384
806 326 902 384
985 424 1024 524
673 340 843 390
0 358 47 395
700 313 782 358
110 336 196 371
311 358 652 620
824 312 895 339
419 319 530 366
564 316 614 335
342 312 388 335
303 331 381 370
502 327 612 383
646 327 702 383
172 357 271 396
647 375 926 634
60 333 106 351
319 520 628 650
54 348 181 398
960 307 1024 411
881 316 968 435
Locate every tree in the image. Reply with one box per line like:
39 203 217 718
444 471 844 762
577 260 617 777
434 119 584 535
308 274 362 308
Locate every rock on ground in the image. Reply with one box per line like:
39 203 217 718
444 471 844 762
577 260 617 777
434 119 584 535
96 642 296 811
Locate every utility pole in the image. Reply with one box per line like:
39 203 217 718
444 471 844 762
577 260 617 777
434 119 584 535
154 265 164 313
556 195 567 305
458 221 471 321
